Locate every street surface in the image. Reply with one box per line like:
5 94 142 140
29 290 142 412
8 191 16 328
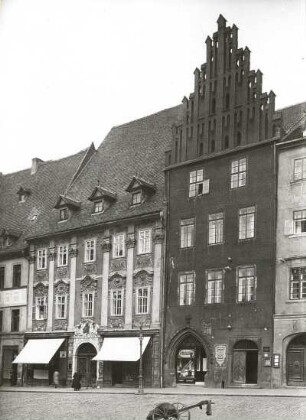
0 392 306 420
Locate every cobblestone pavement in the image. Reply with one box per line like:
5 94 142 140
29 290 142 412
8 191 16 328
0 392 306 420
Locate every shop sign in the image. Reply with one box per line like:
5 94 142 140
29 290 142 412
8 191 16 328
179 349 195 358
215 344 227 367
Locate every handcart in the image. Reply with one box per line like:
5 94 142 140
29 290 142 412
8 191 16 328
146 399 214 419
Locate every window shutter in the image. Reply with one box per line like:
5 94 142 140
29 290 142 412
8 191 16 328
284 220 293 235
203 179 210 194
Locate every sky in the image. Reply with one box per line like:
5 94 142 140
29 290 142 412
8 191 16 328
0 0 305 174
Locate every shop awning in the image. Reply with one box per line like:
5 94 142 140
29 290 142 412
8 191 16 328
92 337 150 362
13 338 65 364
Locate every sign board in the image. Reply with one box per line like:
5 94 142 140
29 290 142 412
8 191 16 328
178 349 195 358
0 288 27 307
215 344 227 367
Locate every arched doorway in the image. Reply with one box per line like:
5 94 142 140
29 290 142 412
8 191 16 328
232 340 258 384
287 334 306 386
175 335 207 384
76 343 97 387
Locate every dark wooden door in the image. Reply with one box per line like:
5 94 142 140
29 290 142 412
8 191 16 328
112 362 123 385
287 350 304 385
233 351 246 383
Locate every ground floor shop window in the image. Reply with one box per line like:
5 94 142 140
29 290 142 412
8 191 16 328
175 335 206 384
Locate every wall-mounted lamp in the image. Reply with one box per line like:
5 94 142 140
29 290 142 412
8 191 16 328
227 324 232 330
263 327 268 331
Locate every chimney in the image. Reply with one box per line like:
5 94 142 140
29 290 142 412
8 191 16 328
31 158 44 175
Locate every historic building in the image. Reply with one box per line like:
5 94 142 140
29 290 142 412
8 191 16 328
273 105 306 387
163 15 285 388
12 107 181 388
0 150 89 385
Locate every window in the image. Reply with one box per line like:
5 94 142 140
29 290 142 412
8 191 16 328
37 248 47 270
19 193 26 203
294 157 306 181
132 192 142 205
208 212 224 244
55 295 67 319
82 293 94 317
57 244 68 267
11 309 20 332
290 267 306 300
189 169 209 197
13 264 21 288
34 296 47 320
180 218 195 248
84 239 96 262
111 289 123 316
113 233 125 258
136 287 150 314
179 273 195 305
0 267 5 290
94 201 103 213
207 270 223 304
293 210 306 234
237 266 256 302
231 158 247 189
59 207 69 221
138 229 151 254
239 206 255 239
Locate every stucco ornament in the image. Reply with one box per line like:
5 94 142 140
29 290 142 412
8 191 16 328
75 319 100 337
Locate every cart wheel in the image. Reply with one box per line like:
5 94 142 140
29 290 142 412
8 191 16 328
173 403 190 420
151 402 179 419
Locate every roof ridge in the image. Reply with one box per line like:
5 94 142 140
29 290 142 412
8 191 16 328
276 101 306 112
111 104 182 130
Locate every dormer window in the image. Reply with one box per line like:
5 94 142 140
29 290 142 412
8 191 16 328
59 207 69 221
94 200 104 214
17 187 31 203
125 176 156 206
0 229 21 248
88 186 117 215
54 195 81 222
132 191 142 206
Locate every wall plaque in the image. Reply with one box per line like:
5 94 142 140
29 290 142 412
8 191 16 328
214 344 227 367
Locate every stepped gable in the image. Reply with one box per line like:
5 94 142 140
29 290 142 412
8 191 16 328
29 105 183 238
166 14 281 166
0 148 89 255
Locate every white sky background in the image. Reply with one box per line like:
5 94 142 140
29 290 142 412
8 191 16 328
0 0 305 174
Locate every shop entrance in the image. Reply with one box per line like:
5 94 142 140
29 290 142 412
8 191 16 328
76 343 97 388
2 346 19 385
287 334 306 386
175 335 206 384
232 340 258 384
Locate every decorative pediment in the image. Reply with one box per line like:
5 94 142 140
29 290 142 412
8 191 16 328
54 280 70 294
134 270 153 287
109 274 126 289
125 176 156 194
54 195 81 210
80 275 97 292
88 186 117 202
33 282 48 297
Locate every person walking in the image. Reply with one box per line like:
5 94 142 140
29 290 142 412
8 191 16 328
53 370 60 388
72 371 82 391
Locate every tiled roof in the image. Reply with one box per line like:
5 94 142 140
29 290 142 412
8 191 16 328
28 105 183 238
278 101 306 134
0 148 90 256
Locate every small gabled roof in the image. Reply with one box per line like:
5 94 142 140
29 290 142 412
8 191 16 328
88 186 117 202
54 195 81 210
17 187 31 196
125 176 156 194
0 228 21 239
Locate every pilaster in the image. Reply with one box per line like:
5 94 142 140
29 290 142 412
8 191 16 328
47 241 55 331
151 227 164 327
27 245 35 330
125 226 136 329
68 237 78 330
101 233 111 327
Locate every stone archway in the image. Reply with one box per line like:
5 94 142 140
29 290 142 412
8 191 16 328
165 328 213 387
287 333 306 386
76 342 97 388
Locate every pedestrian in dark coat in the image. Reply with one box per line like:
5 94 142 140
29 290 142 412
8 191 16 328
72 371 82 391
